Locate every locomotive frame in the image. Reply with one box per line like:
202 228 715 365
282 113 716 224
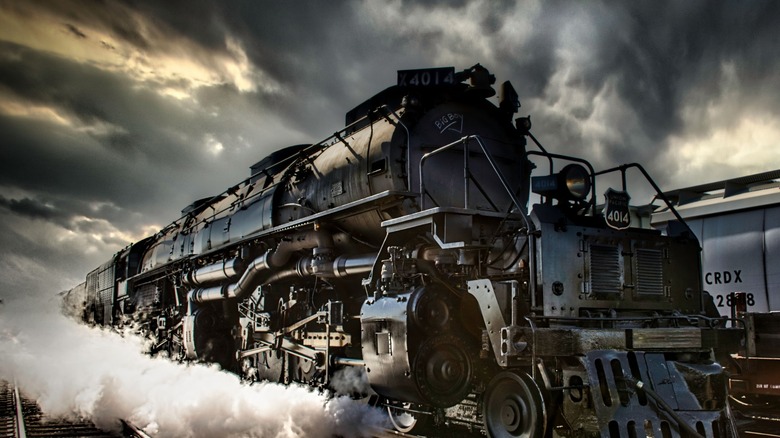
71 65 743 437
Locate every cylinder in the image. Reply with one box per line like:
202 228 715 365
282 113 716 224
185 258 244 287
332 254 376 277
191 286 227 303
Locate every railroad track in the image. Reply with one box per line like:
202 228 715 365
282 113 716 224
6 378 775 438
739 415 780 438
0 381 149 438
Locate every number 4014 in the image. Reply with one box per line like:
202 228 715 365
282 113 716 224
606 210 629 224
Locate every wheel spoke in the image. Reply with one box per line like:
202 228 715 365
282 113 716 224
387 403 420 434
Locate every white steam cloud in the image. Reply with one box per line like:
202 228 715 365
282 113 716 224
330 367 372 397
0 292 387 437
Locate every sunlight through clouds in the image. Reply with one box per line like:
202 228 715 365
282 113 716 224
0 2 277 102
204 133 225 156
0 95 72 126
0 89 129 141
670 115 780 186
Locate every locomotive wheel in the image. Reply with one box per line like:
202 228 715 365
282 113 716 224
291 355 317 383
413 334 473 407
387 403 424 434
483 371 546 438
410 285 453 332
191 307 235 370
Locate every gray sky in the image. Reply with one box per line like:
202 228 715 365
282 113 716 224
2 0 780 298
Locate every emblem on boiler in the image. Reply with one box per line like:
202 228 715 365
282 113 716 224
434 113 463 134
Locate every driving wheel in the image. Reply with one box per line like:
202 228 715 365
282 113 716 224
387 403 421 434
483 371 546 438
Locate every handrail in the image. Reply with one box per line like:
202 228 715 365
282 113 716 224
523 147 693 236
418 135 533 232
593 163 696 238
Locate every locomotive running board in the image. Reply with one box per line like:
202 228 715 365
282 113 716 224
252 190 416 236
131 190 416 281
381 206 525 249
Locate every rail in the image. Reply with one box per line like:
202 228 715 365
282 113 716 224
1 380 150 438
0 380 27 438
418 135 532 232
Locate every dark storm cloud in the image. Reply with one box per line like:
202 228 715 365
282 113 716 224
6 0 780 188
0 99 167 213
0 40 245 163
20 0 155 51
0 192 130 238
210 1 385 130
26 0 356 103
113 0 230 51
220 2 357 80
0 196 67 223
399 0 469 8
0 39 297 215
0 37 288 291
475 0 780 184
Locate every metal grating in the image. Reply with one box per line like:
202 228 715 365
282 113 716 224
589 244 622 294
584 352 727 438
636 248 664 295
134 284 159 309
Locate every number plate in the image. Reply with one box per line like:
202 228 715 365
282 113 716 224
604 188 631 230
397 67 456 87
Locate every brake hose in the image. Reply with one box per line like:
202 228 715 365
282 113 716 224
628 378 706 438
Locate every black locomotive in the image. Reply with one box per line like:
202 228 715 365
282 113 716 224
70 65 742 437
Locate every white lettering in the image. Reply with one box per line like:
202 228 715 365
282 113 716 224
434 113 463 134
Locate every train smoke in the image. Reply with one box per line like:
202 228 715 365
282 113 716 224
330 367 372 397
0 292 387 437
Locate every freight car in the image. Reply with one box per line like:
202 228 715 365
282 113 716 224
653 171 780 409
70 65 742 437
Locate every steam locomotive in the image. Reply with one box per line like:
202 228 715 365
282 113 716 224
71 65 743 437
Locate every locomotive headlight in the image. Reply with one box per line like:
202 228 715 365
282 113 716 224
531 164 592 202
562 164 590 200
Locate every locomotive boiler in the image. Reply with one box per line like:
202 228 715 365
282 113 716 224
73 64 742 437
